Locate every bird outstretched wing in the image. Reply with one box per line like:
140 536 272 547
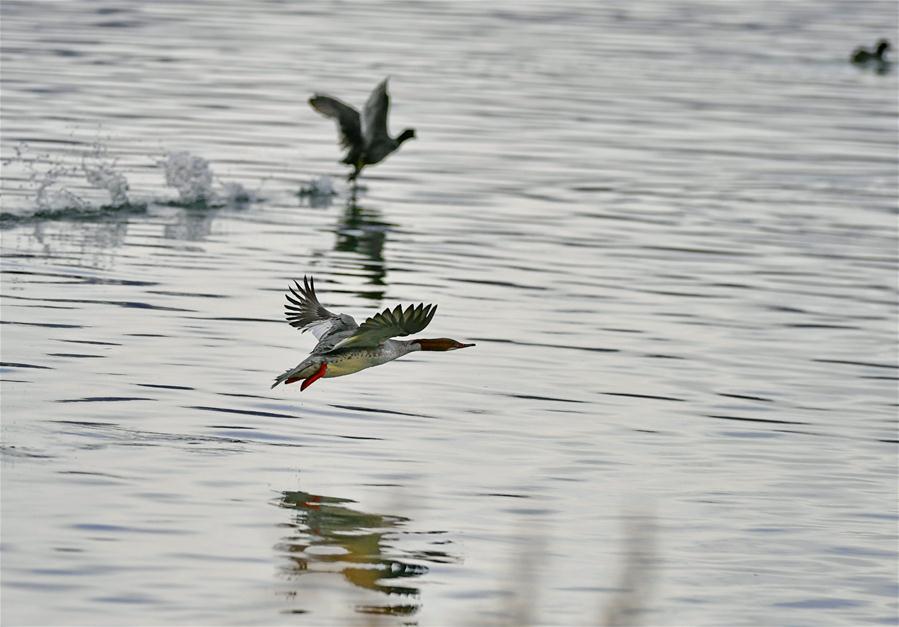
331 303 436 350
284 276 358 340
309 95 363 151
361 78 391 145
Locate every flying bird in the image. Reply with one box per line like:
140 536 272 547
309 78 416 181
272 277 473 391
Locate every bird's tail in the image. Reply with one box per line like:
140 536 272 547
271 369 293 389
271 358 318 389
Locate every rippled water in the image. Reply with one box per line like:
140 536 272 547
2 1 897 625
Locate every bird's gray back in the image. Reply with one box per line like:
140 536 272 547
311 319 358 355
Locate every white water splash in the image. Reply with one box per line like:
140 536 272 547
161 151 215 204
33 163 88 212
82 143 130 206
297 175 337 208
2 142 134 214
219 181 253 204
2 144 257 217
301 175 335 197
160 150 255 206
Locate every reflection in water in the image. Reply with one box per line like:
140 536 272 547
276 489 452 617
333 196 394 299
296 185 393 299
872 59 892 75
160 202 247 242
3 201 244 270
8 216 134 271
162 207 217 242
600 515 657 627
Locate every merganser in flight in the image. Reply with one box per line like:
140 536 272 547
272 276 473 391
309 78 416 181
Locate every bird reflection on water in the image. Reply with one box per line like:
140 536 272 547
276 489 454 617
300 184 395 300
334 197 394 299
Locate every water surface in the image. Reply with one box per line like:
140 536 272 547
2 0 897 625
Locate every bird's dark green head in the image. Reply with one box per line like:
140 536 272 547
876 39 891 56
398 128 416 144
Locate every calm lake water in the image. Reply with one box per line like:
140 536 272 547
2 0 897 625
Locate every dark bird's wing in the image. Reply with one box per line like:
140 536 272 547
284 276 358 340
309 95 363 151
361 78 391 145
330 303 436 350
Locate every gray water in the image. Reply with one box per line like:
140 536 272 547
1 1 897 625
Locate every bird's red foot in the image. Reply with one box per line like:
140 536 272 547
300 362 327 391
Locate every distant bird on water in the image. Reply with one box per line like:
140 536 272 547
272 276 473 392
309 78 416 181
850 39 891 64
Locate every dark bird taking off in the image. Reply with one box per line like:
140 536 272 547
309 78 416 182
851 39 891 64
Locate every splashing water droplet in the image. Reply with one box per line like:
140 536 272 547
159 151 259 206
82 143 130 207
299 175 335 197
220 181 253 204
297 175 337 207
3 140 135 216
34 163 86 212
161 151 215 205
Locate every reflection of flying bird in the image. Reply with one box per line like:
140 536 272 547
309 78 416 181
334 200 392 295
278 489 455 616
272 276 473 391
